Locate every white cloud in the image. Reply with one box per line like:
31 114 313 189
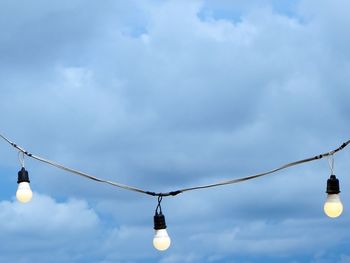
0 193 100 262
0 0 350 262
1 193 98 231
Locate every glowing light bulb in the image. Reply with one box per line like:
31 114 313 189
153 229 171 251
16 167 33 203
324 175 343 218
153 210 171 251
324 194 343 218
16 182 33 203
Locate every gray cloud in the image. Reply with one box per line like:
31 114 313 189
0 0 349 262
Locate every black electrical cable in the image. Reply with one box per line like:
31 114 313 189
1 132 349 197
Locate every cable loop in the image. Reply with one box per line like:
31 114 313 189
155 195 163 214
328 154 335 174
18 151 25 168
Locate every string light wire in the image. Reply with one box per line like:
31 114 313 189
1 132 349 197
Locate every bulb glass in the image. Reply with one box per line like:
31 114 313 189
16 182 33 203
153 229 171 251
324 194 343 218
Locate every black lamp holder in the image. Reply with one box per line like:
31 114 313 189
326 174 340 194
154 196 167 230
17 167 30 184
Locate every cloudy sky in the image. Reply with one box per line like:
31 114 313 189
0 0 349 262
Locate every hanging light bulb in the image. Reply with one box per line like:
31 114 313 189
16 167 33 203
152 196 171 251
324 175 343 218
153 211 171 251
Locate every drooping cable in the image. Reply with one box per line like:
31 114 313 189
0 133 153 196
175 143 349 194
0 132 349 197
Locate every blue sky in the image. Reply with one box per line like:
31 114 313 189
0 0 349 262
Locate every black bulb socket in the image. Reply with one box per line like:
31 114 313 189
17 167 30 184
154 212 167 230
326 174 340 194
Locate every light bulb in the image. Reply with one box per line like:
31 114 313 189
16 182 33 203
153 210 171 251
324 194 343 218
324 174 343 218
153 229 171 251
16 167 33 203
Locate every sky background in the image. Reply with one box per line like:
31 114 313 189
0 0 349 262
